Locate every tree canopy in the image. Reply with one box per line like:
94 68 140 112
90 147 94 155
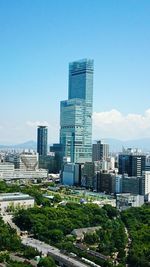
121 204 150 267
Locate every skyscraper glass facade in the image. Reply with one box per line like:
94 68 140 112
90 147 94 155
68 59 93 104
37 126 48 156
118 154 146 177
60 59 94 163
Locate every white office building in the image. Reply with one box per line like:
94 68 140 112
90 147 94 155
116 193 144 211
0 192 34 212
0 162 47 181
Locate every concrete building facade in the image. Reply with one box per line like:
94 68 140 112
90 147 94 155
116 193 144 210
92 140 109 161
0 192 34 212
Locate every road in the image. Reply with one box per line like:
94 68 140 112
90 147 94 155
75 243 109 261
22 237 91 267
2 214 21 235
125 226 131 267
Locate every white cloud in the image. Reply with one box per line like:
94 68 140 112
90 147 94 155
0 121 59 144
1 110 150 144
93 109 150 140
26 120 59 143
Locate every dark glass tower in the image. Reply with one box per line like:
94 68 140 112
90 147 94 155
37 126 48 156
119 154 146 177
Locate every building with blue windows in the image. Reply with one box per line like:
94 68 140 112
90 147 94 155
68 59 93 104
60 59 94 163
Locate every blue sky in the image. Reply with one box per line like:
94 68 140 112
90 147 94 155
0 0 150 143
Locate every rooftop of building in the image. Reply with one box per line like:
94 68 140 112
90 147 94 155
0 162 14 165
116 193 143 198
69 58 94 71
0 192 34 202
117 193 134 195
37 125 48 128
71 226 101 239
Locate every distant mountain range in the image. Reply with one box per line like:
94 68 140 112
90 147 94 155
100 138 150 152
0 141 37 150
1 138 150 152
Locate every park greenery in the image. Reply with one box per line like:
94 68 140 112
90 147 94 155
0 181 150 266
0 215 38 265
37 256 56 267
13 197 150 267
0 216 21 253
6 261 32 267
0 181 21 194
121 205 150 267
13 202 127 266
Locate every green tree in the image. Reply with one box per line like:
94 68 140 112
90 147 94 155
7 261 32 267
23 246 39 259
53 194 62 203
37 256 56 267
102 204 118 219
84 232 99 245
0 252 9 263
48 229 64 243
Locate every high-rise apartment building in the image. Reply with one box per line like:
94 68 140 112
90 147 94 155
37 126 48 156
96 172 116 194
141 171 150 199
60 59 94 163
92 140 109 161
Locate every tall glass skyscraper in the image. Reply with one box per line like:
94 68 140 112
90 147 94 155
37 126 48 156
68 59 93 104
60 59 94 163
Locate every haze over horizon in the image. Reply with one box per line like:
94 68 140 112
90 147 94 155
1 1 150 144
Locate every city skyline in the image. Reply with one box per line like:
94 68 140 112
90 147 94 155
1 1 150 143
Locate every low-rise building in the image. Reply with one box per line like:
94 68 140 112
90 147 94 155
71 226 101 241
0 162 14 179
0 192 34 212
92 198 116 207
0 162 48 181
116 193 144 211
122 176 142 195
5 151 39 170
